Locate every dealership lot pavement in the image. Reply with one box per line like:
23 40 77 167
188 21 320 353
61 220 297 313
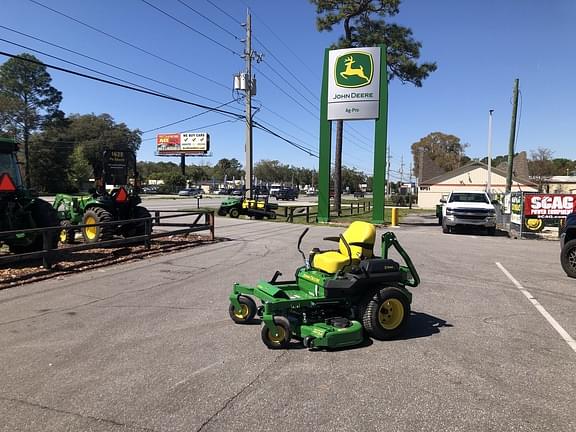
1 215 575 431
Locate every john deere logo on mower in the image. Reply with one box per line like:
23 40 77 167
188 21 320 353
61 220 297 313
334 52 373 88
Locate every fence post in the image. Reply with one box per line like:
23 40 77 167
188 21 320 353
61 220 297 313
144 218 151 250
42 230 52 270
288 207 295 223
206 211 215 240
154 210 160 226
306 206 310 223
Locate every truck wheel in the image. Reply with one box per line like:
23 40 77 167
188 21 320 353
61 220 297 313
59 220 75 244
561 239 576 278
261 316 291 349
8 198 59 254
362 287 410 340
229 296 257 324
229 208 240 218
441 218 450 234
82 207 113 243
122 206 151 238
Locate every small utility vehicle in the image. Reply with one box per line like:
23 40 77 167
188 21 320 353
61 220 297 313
218 195 278 219
228 221 420 350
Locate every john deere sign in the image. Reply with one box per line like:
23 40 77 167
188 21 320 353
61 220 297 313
328 47 381 120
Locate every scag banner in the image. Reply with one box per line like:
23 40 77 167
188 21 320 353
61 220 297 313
523 194 576 218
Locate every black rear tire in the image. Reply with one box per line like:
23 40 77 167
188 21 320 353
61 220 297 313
362 287 410 340
8 198 59 254
122 206 151 238
81 207 114 243
217 207 227 216
441 218 450 234
561 239 576 278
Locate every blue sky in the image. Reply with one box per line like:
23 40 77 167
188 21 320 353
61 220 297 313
2 0 575 183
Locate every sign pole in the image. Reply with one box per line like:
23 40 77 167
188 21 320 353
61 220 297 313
372 45 388 224
317 48 332 223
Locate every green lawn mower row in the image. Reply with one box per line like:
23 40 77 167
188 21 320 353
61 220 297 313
228 221 420 350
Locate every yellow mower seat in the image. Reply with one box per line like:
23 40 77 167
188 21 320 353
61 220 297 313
312 221 376 274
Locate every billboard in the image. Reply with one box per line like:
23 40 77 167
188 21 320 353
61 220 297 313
522 193 575 235
156 133 210 155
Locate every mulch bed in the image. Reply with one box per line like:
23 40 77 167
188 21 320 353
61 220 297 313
0 235 215 290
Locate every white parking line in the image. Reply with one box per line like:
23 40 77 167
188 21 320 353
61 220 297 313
496 262 576 354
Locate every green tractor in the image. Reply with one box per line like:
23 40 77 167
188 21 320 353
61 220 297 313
218 195 278 219
0 137 59 254
228 221 420 350
53 149 151 244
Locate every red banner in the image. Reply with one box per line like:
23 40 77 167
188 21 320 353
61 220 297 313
523 194 576 217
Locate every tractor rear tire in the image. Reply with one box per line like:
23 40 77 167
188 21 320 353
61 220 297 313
229 208 240 218
81 207 114 243
122 206 151 238
8 198 59 254
229 296 257 324
59 220 76 244
261 316 291 349
561 239 576 278
362 287 410 340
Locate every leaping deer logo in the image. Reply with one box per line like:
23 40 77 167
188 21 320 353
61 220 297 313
340 56 369 82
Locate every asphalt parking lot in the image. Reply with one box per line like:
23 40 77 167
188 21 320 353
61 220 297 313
0 214 575 431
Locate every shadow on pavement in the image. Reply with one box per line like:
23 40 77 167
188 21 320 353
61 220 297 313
400 311 453 340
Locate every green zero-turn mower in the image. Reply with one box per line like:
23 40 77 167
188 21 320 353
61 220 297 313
228 221 420 350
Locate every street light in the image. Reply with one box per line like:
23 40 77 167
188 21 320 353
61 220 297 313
487 109 494 197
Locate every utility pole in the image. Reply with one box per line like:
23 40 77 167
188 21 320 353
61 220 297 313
244 10 253 199
386 149 391 197
400 154 404 200
506 79 519 193
408 160 413 209
487 109 494 197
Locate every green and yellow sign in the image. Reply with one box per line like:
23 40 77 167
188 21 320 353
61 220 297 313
327 47 381 121
334 52 374 88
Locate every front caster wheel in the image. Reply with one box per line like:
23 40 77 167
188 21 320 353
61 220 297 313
229 296 257 324
261 316 291 349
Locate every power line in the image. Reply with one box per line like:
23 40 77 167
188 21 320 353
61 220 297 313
139 0 242 56
26 0 229 89
141 99 240 134
141 119 239 142
0 51 246 119
175 0 241 41
0 38 170 97
253 120 319 158
0 25 242 107
254 66 319 120
203 0 242 26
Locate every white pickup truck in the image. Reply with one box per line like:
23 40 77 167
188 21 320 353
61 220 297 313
440 190 497 235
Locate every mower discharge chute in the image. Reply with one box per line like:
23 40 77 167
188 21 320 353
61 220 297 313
229 221 420 350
